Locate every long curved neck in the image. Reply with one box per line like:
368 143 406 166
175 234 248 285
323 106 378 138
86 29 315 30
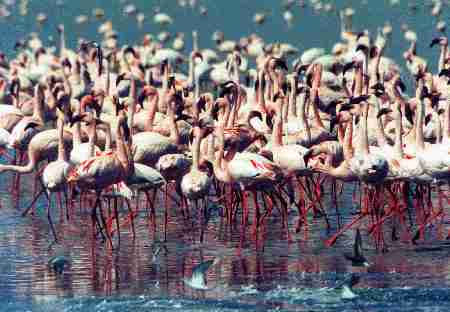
310 69 326 130
192 129 201 170
444 90 450 143
188 55 194 89
167 101 180 144
434 112 442 144
375 99 389 147
439 44 448 72
72 103 82 146
146 94 159 131
415 79 425 150
222 99 232 127
288 77 297 119
59 29 66 58
162 63 169 94
32 87 45 122
343 116 354 161
207 133 215 161
256 73 265 111
105 59 111 96
213 124 230 182
128 76 137 134
301 93 312 144
227 93 240 128
87 123 97 158
233 59 239 84
355 65 369 155
272 100 284 147
11 81 20 108
115 121 133 177
99 123 112 151
408 40 417 55
194 69 200 100
394 101 403 159
57 115 67 161
0 145 39 174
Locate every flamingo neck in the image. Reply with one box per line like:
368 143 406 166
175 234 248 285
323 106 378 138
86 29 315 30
87 123 97 158
343 116 354 161
32 87 45 123
375 99 389 147
212 124 231 182
188 55 194 90
439 44 448 72
287 77 297 119
394 101 404 159
415 79 425 150
207 133 215 162
0 145 38 174
146 94 158 131
59 29 65 58
434 112 443 144
256 74 266 111
227 92 240 128
444 92 450 143
300 93 312 144
127 76 137 135
115 120 133 178
272 101 284 147
100 123 112 152
105 60 111 96
167 102 180 144
57 115 67 161
192 129 201 170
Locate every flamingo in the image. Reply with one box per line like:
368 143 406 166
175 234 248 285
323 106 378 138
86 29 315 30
67 108 134 244
181 122 213 200
132 91 181 167
41 94 73 241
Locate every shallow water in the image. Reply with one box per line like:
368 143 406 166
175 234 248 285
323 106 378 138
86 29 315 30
1 0 450 311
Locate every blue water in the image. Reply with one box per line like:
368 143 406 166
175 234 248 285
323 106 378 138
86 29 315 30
1 0 450 311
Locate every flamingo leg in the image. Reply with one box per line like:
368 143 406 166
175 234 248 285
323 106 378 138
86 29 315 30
46 192 58 243
114 197 121 244
21 188 45 217
97 196 113 249
164 184 169 241
125 199 136 239
251 190 260 240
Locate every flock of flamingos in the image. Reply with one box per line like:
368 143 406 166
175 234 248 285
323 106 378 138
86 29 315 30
0 10 449 254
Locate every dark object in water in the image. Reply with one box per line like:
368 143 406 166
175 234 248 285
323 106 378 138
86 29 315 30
344 228 369 267
48 255 70 274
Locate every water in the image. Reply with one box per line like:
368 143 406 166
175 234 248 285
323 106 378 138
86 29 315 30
1 0 450 311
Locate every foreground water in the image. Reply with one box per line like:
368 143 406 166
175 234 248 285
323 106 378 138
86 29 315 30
1 165 450 311
1 0 450 311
